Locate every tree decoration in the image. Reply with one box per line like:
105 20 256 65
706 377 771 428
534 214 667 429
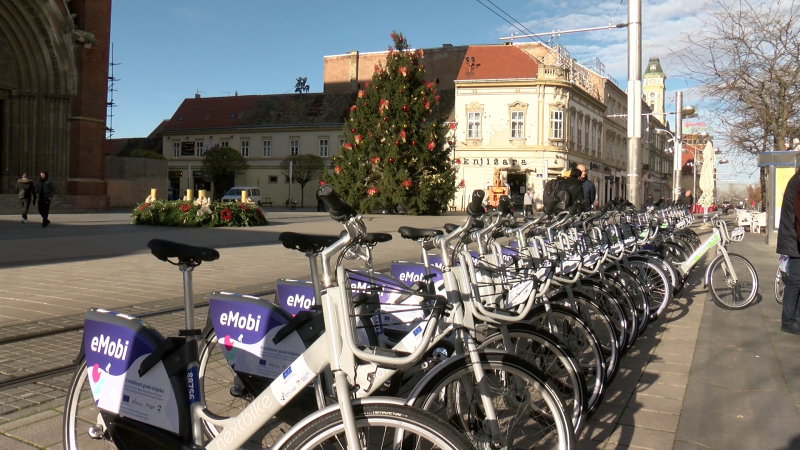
322 30 456 215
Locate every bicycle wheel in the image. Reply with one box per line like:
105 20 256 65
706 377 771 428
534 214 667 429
63 358 119 450
527 304 606 414
479 326 588 434
198 330 310 444
709 253 759 309
775 268 786 304
411 352 574 450
628 259 672 317
281 403 477 450
605 266 650 335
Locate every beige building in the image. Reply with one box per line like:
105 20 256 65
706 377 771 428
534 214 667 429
160 93 353 206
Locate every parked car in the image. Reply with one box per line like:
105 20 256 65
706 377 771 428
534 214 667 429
221 186 262 205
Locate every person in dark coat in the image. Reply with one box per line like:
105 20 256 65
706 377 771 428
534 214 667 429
35 171 56 227
576 164 596 211
562 168 585 212
16 173 37 223
777 170 800 335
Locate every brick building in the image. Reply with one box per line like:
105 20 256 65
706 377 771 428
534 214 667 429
0 0 111 209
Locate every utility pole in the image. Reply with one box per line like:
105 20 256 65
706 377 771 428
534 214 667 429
626 0 642 208
674 92 684 203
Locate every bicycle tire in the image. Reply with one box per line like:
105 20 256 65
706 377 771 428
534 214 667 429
628 259 673 317
547 292 620 382
709 253 759 309
479 326 588 434
775 268 786 304
573 282 630 351
280 403 477 450
589 276 639 350
526 304 606 414
63 358 119 450
604 265 650 335
411 352 574 450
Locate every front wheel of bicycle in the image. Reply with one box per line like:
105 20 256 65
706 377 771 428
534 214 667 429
709 253 759 310
775 268 786 304
411 352 574 450
280 403 477 450
63 358 119 450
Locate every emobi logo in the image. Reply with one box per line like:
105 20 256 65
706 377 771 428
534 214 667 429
399 271 424 283
286 294 314 309
90 335 129 360
219 311 261 331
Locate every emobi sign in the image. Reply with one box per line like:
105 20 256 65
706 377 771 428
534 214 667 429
682 122 710 134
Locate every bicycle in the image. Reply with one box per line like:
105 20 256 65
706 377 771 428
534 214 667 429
674 214 758 309
63 205 476 449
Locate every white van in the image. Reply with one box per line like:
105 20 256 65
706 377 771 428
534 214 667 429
221 186 262 205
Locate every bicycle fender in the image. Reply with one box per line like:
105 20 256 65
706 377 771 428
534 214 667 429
403 350 510 406
269 396 407 450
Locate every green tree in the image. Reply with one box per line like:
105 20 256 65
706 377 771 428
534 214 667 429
201 147 249 199
280 154 326 207
324 31 456 215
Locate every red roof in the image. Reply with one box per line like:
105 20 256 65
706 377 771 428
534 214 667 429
456 45 539 81
162 95 259 131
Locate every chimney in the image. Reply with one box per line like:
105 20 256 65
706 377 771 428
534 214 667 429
235 91 238 96
195 93 201 98
349 50 359 92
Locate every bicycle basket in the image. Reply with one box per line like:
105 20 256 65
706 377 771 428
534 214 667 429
730 226 745 242
459 250 540 322
343 269 445 352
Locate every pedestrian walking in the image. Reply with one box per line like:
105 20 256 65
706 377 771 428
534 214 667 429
36 171 55 227
678 189 693 214
576 164 596 211
776 170 800 335
16 173 37 223
523 189 533 217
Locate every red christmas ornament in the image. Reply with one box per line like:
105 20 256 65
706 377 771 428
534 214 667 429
455 158 461 164
367 187 378 196
449 122 455 129
350 105 356 111
395 141 399 146
351 128 356 133
383 117 387 121
424 101 430 109
448 141 453 146
334 165 341 174
389 158 394 163
428 141 435 151
402 179 412 189
402 105 409 112
411 141 416 146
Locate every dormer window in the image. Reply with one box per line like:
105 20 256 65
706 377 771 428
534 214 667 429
229 113 236 119
177 116 184 121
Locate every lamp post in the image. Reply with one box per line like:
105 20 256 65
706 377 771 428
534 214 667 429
673 92 698 203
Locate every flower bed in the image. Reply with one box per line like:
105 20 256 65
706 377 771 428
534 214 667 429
131 196 267 227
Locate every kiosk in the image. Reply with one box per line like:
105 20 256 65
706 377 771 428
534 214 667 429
757 151 800 245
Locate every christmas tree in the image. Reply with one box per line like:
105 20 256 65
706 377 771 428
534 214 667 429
325 31 456 215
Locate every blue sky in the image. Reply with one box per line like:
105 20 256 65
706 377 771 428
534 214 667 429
109 0 755 183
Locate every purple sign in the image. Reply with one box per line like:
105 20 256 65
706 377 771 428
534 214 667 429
209 294 290 347
277 280 316 316
83 313 158 377
390 261 443 287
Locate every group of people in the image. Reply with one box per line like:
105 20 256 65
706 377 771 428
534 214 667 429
16 172 56 227
522 164 596 217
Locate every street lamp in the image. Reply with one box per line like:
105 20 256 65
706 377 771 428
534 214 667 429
665 91 697 202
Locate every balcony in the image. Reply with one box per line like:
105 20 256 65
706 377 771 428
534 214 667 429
538 65 570 82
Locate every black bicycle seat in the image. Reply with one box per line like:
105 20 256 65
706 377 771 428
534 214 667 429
147 239 220 264
398 226 443 241
279 232 340 253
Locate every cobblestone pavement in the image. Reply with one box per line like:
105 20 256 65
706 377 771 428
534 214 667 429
0 211 797 449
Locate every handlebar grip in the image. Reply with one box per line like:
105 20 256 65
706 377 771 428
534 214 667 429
467 189 486 218
496 195 513 215
317 185 356 222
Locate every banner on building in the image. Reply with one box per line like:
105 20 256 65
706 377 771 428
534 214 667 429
458 157 537 170
181 142 195 156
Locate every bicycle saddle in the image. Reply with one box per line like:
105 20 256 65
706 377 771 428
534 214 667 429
398 226 443 241
279 232 340 253
147 239 220 264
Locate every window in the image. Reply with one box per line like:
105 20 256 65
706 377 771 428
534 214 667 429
570 113 575 142
591 125 596 152
339 138 345 148
550 110 564 139
577 118 583 146
319 139 329 157
220 141 229 148
263 140 271 157
510 111 524 138
196 142 204 157
290 139 299 156
597 126 602 153
173 142 180 158
584 118 590 150
268 176 278 183
241 140 249 157
468 112 481 138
